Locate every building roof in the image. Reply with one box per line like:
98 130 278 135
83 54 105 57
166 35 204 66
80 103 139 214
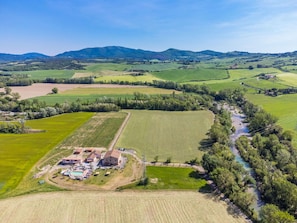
63 155 82 161
104 149 121 159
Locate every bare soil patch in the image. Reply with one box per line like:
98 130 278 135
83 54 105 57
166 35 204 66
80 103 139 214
0 83 147 99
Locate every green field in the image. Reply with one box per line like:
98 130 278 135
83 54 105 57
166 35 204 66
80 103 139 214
59 112 127 148
12 70 75 80
152 68 228 83
277 72 297 87
94 72 161 83
33 87 180 105
84 62 131 72
187 68 284 91
116 110 214 163
246 93 297 145
61 87 180 95
0 112 93 195
140 166 209 190
130 62 181 71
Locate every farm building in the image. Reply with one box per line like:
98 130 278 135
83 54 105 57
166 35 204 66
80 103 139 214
73 148 83 155
61 155 82 165
103 149 121 166
84 148 94 153
85 151 101 163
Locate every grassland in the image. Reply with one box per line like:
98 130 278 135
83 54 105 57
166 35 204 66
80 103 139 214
152 68 228 83
139 166 208 190
130 62 181 71
12 70 75 80
246 93 297 146
0 191 247 223
58 112 127 148
94 72 161 83
0 113 93 196
187 68 285 91
116 110 214 163
33 86 180 105
277 72 297 87
83 62 131 72
61 86 180 95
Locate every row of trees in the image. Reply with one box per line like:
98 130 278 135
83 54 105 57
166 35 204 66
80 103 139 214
0 122 24 133
208 88 296 221
202 109 257 220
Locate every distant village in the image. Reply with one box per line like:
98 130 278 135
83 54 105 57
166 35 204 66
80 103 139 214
60 148 124 180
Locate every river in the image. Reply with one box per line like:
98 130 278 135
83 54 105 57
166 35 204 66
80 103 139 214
230 108 264 213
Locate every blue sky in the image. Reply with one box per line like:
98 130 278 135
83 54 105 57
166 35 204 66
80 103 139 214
1 0 297 55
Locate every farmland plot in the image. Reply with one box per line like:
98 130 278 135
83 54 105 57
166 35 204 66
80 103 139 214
116 110 214 162
0 191 247 223
0 113 93 195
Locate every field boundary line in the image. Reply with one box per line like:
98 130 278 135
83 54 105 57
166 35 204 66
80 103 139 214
108 111 131 151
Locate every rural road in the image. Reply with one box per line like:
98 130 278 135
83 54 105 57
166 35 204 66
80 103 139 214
108 111 131 151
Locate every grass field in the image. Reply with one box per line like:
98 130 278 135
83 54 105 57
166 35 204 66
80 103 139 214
187 68 285 91
33 86 180 105
140 166 209 190
152 68 228 83
12 70 75 80
94 72 161 83
61 86 180 95
58 112 126 148
0 113 93 196
0 191 247 223
130 62 182 71
116 110 214 163
277 72 297 87
246 93 297 146
84 62 131 72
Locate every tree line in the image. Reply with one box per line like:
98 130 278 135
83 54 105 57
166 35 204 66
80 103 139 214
201 109 258 220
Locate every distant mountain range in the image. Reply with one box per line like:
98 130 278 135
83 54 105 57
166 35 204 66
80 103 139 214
1 46 297 62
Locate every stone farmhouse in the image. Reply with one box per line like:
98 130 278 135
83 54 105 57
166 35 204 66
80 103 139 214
103 149 121 166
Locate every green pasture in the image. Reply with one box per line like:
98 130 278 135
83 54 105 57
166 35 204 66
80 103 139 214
33 87 180 105
277 72 297 87
138 166 209 190
228 68 282 81
243 78 289 91
186 68 284 91
116 110 214 163
12 70 76 80
246 93 297 145
84 63 131 72
94 73 161 83
130 62 181 71
0 112 93 196
31 94 111 105
59 112 127 148
61 87 180 95
151 68 228 83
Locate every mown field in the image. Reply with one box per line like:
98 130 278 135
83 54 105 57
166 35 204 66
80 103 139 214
152 68 228 83
94 72 161 83
116 110 214 163
139 166 209 190
33 86 180 105
130 62 182 71
0 113 93 196
12 70 75 80
0 191 247 223
277 72 297 87
58 112 127 148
